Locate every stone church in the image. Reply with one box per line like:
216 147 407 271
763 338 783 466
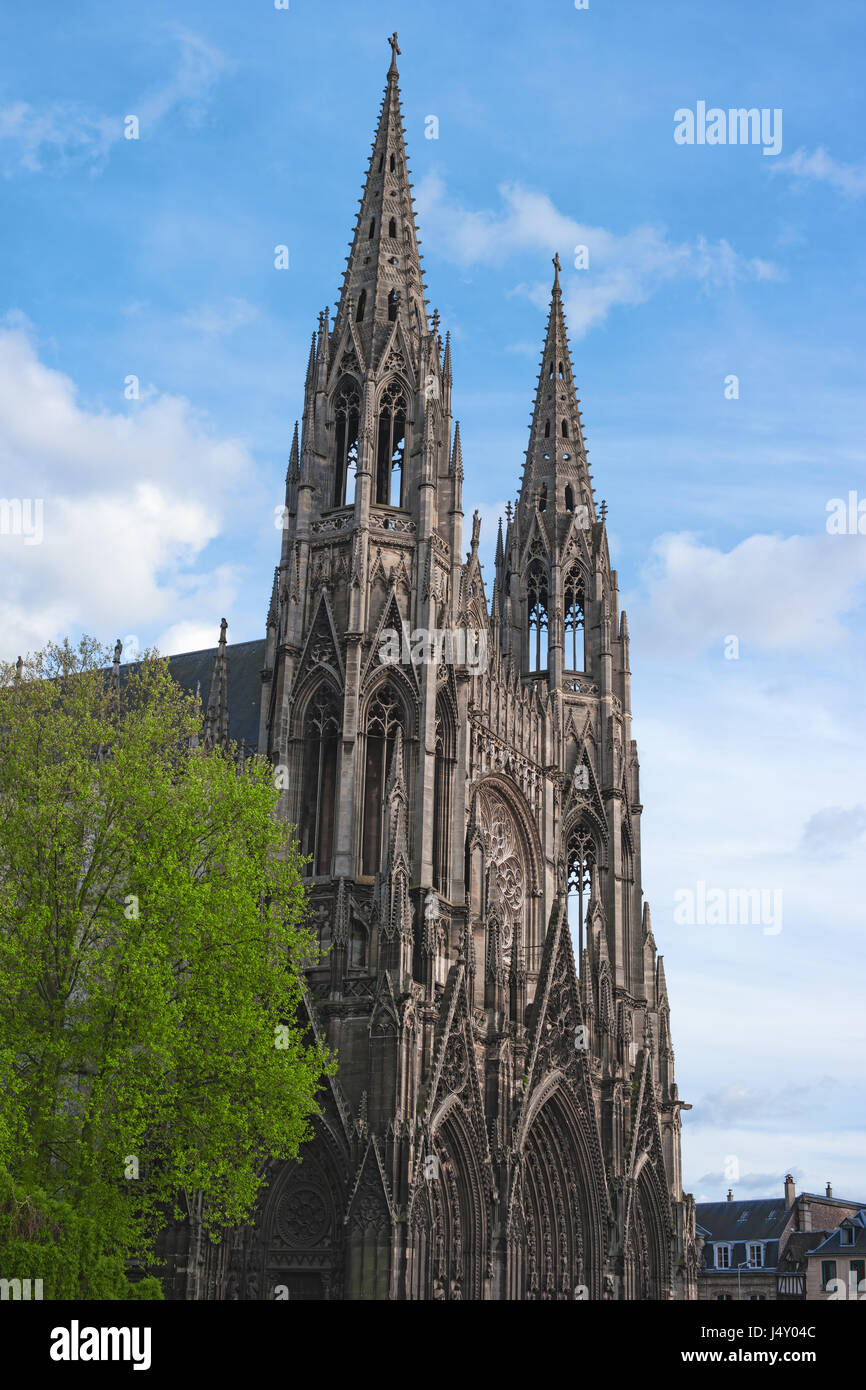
163 34 698 1301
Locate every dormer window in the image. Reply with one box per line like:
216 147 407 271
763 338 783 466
841 1226 855 1246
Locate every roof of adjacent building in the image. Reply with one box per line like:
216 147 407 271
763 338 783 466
695 1199 792 1245
777 1230 834 1271
807 1210 866 1257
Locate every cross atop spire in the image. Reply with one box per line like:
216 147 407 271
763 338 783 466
552 251 561 285
388 31 401 75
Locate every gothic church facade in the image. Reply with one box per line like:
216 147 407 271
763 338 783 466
177 36 698 1301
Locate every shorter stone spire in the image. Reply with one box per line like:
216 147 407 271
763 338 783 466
203 618 229 752
450 421 464 479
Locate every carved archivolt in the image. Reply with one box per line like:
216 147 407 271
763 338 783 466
474 783 526 964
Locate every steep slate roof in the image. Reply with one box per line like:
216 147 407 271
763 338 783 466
807 1209 866 1256
777 1230 833 1271
120 638 265 752
166 639 265 751
696 1199 791 1245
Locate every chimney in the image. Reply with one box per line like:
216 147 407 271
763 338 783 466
784 1174 795 1208
726 1189 733 1202
826 1183 833 1199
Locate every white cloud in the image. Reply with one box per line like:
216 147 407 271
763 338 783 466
414 174 784 335
775 146 866 199
157 618 229 656
800 804 866 857
0 26 229 175
0 318 250 659
180 298 259 336
634 530 866 656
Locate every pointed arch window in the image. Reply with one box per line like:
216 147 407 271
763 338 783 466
548 361 554 381
621 826 634 987
376 379 408 507
378 154 384 172
558 361 564 379
544 419 551 438
562 419 569 437
332 376 360 507
368 219 376 239
388 217 397 238
538 485 547 513
356 289 367 322
389 153 396 172
567 825 597 961
301 688 341 876
565 484 574 513
362 684 405 875
564 570 585 671
387 289 399 322
527 556 549 672
433 706 454 894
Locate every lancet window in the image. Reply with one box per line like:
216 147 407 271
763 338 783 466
567 824 597 961
333 377 360 507
361 684 406 875
375 379 408 506
563 569 585 671
527 555 549 672
301 687 341 876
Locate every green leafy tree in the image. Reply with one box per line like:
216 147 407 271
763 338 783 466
0 638 331 1294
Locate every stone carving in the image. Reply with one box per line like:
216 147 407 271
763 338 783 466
276 1186 330 1248
176 36 694 1307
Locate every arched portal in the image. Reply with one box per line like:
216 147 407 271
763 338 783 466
419 1103 489 1300
624 1161 672 1300
517 1086 606 1300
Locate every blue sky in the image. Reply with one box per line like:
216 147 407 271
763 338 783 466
1 0 865 1205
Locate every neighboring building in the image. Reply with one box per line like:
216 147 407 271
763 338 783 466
805 1210 866 1301
698 1176 866 1300
157 34 699 1300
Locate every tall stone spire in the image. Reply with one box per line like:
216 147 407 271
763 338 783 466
517 254 595 533
330 32 428 364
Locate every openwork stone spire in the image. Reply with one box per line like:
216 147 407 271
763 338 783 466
518 255 595 532
330 32 428 363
